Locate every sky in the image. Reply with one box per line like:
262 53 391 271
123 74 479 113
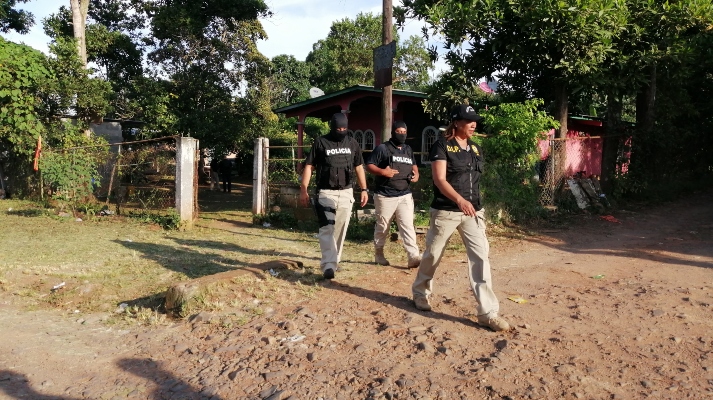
2 0 449 79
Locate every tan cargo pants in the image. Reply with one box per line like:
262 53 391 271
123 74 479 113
315 188 355 273
412 208 500 317
373 193 420 260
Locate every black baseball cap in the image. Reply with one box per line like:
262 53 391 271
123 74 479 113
451 104 483 122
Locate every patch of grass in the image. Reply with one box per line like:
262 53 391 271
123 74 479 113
124 305 168 326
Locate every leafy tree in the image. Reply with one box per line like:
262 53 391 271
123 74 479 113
268 55 311 108
0 38 47 160
0 36 111 196
398 0 628 139
477 99 559 221
584 1 713 190
306 12 433 93
393 35 431 91
0 0 34 34
144 0 275 154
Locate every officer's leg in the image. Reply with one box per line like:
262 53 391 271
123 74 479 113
393 193 420 262
373 193 398 265
456 209 499 317
315 190 339 273
412 209 459 299
333 189 355 264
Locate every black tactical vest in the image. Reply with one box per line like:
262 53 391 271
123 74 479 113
374 141 414 192
315 136 354 190
432 138 484 210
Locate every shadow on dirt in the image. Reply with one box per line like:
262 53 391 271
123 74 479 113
116 358 221 400
198 181 253 213
517 190 713 269
324 281 491 331
112 239 250 279
0 371 81 400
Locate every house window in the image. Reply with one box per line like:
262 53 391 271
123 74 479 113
353 130 364 149
421 125 439 163
363 129 375 150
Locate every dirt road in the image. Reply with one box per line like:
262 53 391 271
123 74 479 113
1 191 712 399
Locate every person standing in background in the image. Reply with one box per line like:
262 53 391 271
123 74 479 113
218 155 233 193
209 157 220 191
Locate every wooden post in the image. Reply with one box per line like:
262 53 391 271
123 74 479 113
381 0 393 143
176 137 198 228
252 138 269 215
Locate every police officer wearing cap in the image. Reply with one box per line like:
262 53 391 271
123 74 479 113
366 121 422 268
411 104 511 332
300 112 369 279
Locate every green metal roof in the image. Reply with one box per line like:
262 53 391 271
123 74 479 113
273 85 427 114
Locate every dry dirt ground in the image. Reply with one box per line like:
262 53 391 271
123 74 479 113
1 190 712 400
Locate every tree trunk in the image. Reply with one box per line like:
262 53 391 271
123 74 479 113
550 81 569 202
70 0 89 68
636 63 657 135
554 81 568 139
601 92 622 193
632 63 657 176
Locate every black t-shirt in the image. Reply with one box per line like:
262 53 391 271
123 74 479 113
429 137 484 211
367 142 414 197
305 135 364 190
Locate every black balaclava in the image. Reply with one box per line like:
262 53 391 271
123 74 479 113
390 121 408 146
329 113 349 141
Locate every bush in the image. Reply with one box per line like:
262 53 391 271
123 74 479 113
477 99 559 222
128 209 182 230
252 211 298 229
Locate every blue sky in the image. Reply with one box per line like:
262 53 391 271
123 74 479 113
2 0 449 77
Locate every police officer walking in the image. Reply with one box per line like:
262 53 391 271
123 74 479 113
412 104 510 332
366 121 421 268
300 113 369 279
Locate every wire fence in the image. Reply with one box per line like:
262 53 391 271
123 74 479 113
113 139 177 212
46 136 178 212
537 137 605 206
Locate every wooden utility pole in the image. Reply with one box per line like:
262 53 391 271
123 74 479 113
381 0 393 143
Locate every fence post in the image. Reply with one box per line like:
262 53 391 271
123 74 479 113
253 137 269 215
176 136 198 228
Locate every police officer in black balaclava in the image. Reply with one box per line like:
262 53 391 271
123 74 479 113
300 112 369 279
366 121 421 268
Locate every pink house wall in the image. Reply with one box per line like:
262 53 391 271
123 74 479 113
539 129 604 177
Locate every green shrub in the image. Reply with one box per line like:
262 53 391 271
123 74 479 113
252 211 298 229
128 209 182 230
346 217 375 242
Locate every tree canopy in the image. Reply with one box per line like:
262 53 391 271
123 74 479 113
306 12 433 93
0 0 34 34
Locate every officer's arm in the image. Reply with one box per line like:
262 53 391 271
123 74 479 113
355 165 369 207
301 164 313 189
365 163 385 176
299 164 313 208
